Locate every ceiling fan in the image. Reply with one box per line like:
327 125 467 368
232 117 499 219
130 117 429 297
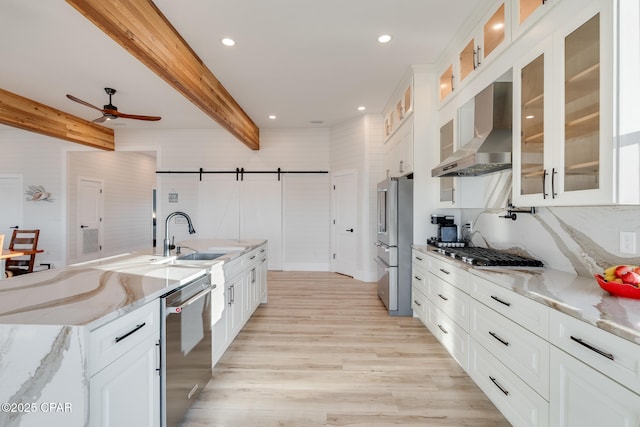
66 87 161 123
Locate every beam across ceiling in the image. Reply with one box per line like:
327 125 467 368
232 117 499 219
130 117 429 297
0 88 114 150
66 0 260 150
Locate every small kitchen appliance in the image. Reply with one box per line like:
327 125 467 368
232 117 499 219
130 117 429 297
429 214 462 246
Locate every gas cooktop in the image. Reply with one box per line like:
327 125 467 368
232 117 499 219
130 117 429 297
433 246 544 267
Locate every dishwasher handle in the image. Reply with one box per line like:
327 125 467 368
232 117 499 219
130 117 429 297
167 285 214 314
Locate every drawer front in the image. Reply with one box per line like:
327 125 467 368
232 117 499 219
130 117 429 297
429 274 470 331
89 299 159 376
411 264 428 296
469 339 549 427
470 273 549 338
549 310 640 394
550 346 640 427
411 285 428 327
411 250 429 271
427 302 469 371
428 254 470 293
470 299 550 399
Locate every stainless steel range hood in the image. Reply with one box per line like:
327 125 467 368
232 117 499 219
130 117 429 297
432 82 512 177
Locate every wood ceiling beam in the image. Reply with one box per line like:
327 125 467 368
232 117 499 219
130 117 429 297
66 0 260 150
0 88 114 151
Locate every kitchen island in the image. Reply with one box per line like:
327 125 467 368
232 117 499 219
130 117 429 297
0 239 266 427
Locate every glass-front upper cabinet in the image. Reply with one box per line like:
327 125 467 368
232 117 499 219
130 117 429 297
519 52 547 197
458 2 507 84
439 120 455 204
513 1 615 206
439 65 454 102
513 0 560 39
563 13 600 193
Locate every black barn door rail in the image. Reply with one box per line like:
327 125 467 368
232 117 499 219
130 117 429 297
156 167 329 181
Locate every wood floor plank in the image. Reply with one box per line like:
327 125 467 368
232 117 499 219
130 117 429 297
182 271 511 427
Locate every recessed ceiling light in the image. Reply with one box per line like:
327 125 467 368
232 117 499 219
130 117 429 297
377 34 392 44
357 106 366 111
221 38 235 47
268 115 277 120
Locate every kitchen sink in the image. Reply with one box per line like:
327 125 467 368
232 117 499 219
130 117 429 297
176 252 225 261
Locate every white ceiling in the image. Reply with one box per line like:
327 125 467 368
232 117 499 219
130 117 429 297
0 0 481 134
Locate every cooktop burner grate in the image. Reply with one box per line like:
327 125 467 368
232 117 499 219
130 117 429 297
434 246 544 267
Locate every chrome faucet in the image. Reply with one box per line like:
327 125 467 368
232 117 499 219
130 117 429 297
163 211 196 256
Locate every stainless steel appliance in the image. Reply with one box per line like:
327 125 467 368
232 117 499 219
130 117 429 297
160 273 214 427
433 246 544 267
375 176 413 316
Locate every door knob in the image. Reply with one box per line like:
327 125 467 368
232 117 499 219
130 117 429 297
80 225 89 229
9 225 18 229
346 228 354 232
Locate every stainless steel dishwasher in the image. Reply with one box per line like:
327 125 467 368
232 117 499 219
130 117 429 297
160 273 214 427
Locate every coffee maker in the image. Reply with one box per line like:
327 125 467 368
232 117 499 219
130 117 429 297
429 214 463 247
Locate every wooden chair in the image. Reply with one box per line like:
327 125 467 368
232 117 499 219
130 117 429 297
6 229 40 277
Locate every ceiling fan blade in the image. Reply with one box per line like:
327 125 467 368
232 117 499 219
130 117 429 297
66 94 104 112
92 116 108 123
113 111 162 121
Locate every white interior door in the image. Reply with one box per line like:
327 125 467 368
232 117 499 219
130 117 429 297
333 171 357 277
0 175 23 249
199 175 240 239
240 176 282 270
77 177 103 260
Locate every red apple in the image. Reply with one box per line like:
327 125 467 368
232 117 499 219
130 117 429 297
615 265 634 278
621 271 640 286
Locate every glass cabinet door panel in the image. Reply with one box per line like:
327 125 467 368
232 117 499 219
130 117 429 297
520 0 543 25
439 120 455 203
564 13 600 192
460 39 475 81
521 53 545 196
439 65 454 101
484 3 505 59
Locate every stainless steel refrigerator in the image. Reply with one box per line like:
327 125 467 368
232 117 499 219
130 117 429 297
375 175 413 316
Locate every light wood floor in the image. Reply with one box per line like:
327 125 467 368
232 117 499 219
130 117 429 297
182 271 511 427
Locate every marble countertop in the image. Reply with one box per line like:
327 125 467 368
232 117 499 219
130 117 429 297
0 239 266 329
413 245 640 346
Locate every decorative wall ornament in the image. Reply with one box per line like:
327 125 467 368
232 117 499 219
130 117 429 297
25 185 53 202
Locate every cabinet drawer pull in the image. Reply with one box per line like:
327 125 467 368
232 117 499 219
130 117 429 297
439 268 450 275
437 324 448 334
489 376 509 396
249 255 256 260
115 322 146 343
490 295 511 307
415 256 423 261
437 293 449 301
413 300 421 307
414 275 422 281
489 331 510 347
570 336 614 361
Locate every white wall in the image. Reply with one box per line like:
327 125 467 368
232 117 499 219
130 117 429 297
66 151 157 263
0 128 93 269
117 127 331 270
329 115 385 282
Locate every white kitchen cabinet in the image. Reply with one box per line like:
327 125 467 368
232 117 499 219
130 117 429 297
469 339 549 427
550 346 640 427
90 334 159 427
423 252 471 371
385 116 414 177
512 0 561 39
470 299 549 399
89 300 160 427
458 1 509 86
513 0 623 206
212 243 268 366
